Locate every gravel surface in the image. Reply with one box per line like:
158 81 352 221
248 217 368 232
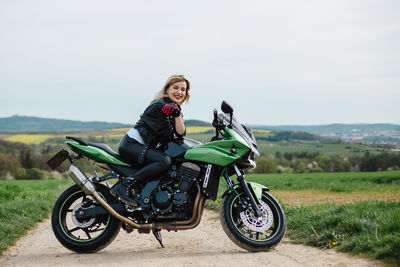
0 209 387 267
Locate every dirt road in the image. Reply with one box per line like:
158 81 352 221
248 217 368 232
0 209 386 267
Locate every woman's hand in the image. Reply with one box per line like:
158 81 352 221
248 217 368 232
161 103 185 136
162 103 181 117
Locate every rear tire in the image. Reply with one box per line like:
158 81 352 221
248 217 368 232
51 184 121 253
220 190 286 252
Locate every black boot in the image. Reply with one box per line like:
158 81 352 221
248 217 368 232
110 177 139 206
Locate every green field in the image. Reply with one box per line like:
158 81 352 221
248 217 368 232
205 171 400 265
0 179 72 255
246 171 400 192
286 201 400 265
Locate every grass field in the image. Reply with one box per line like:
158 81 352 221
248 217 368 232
246 171 400 192
205 171 400 265
286 201 400 265
0 179 72 255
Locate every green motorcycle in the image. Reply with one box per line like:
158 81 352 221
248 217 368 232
47 101 286 253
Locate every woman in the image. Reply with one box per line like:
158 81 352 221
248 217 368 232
111 75 190 205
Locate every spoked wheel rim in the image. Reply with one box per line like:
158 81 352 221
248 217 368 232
59 190 111 243
230 192 282 242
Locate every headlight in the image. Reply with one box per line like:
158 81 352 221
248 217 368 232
236 152 257 169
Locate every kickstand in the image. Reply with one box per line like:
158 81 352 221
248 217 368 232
152 230 164 248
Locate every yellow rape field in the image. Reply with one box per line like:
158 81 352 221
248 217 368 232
93 134 124 139
186 126 214 134
252 129 271 134
5 134 57 144
108 128 130 132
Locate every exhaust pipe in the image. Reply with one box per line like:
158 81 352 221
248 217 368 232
69 165 96 195
68 164 204 231
68 165 150 229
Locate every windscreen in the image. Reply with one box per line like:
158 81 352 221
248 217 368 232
218 113 259 156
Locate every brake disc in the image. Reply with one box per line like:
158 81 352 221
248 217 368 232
71 203 96 228
239 201 274 233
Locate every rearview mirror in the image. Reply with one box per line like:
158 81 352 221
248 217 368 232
221 101 233 114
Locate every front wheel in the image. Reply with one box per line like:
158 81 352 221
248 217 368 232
51 184 122 253
220 190 286 252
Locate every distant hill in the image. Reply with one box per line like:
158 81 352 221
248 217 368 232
185 119 210 127
0 115 130 131
248 123 400 135
0 115 210 131
248 123 400 145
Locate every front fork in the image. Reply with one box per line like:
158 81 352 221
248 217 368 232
223 164 264 217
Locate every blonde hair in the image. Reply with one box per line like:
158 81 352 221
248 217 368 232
154 75 191 104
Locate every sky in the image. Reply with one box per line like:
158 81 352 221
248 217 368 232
1 0 399 126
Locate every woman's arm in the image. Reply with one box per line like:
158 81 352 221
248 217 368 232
174 115 186 136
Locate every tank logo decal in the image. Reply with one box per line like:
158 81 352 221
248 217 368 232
203 164 212 188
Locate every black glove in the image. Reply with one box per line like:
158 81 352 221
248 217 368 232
162 103 181 117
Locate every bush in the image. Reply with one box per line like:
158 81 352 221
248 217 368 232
27 168 45 179
15 168 44 180
14 168 27 179
254 157 277 173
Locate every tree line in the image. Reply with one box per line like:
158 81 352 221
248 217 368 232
253 151 400 174
0 140 93 180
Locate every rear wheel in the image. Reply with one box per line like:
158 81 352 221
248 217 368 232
51 184 121 253
220 190 286 252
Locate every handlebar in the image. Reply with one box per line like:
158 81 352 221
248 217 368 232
211 109 226 141
212 109 219 140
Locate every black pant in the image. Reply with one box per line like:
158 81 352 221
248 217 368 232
118 134 171 183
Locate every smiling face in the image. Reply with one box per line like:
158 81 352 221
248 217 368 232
166 81 187 104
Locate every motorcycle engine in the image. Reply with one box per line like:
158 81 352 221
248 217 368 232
152 184 174 213
149 162 201 218
173 162 201 208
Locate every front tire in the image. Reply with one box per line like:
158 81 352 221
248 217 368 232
220 190 286 252
51 184 122 253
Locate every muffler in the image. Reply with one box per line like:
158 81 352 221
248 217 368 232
69 165 96 195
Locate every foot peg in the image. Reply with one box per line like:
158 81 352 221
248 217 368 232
122 223 134 233
153 230 164 248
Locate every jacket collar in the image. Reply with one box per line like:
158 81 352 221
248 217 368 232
162 96 173 103
162 96 181 108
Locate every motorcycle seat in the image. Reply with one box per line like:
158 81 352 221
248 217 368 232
88 142 137 165
66 136 139 167
88 142 119 158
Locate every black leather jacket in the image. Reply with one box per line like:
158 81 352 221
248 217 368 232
135 97 185 148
